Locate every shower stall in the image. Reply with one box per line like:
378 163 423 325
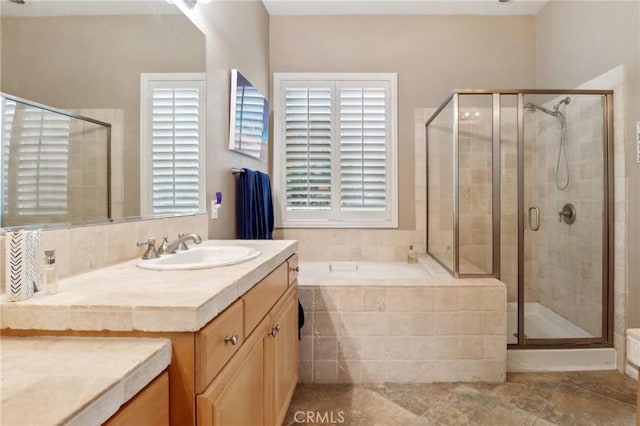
425 90 614 349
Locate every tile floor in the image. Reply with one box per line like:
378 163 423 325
284 371 638 425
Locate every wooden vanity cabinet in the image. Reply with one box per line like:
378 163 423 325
265 285 299 426
1 254 299 426
105 371 170 426
197 261 299 426
197 318 268 426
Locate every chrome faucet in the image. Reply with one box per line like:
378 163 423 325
158 233 202 255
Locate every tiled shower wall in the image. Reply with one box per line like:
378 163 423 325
457 103 493 275
531 95 605 336
425 100 535 305
536 67 628 371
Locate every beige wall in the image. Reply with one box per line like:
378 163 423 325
1 14 205 218
180 0 270 239
535 0 640 327
270 15 537 230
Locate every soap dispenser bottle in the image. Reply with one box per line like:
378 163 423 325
407 245 417 264
44 250 58 294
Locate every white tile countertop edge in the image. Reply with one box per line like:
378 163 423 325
1 336 172 426
0 240 298 332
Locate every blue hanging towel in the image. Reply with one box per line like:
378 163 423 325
235 168 303 338
236 169 274 240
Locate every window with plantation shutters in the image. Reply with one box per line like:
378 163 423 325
1 97 70 220
140 74 206 216
274 73 397 228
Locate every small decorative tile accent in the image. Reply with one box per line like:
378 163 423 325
5 230 42 301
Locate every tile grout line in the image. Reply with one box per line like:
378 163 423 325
415 384 459 418
530 377 564 426
362 385 432 422
560 382 638 409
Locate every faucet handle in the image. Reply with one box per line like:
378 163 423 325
176 233 190 251
157 236 171 255
136 238 159 260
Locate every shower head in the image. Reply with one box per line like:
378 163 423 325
553 96 571 113
524 102 556 116
524 96 571 117
9 0 26 4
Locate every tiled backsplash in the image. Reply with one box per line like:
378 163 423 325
0 214 208 292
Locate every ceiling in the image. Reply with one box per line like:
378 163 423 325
261 0 550 16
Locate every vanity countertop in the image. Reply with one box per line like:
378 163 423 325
0 335 171 426
0 239 297 332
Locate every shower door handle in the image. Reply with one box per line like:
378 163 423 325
528 206 540 231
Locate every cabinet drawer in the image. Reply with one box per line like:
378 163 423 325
287 254 299 287
242 262 288 337
195 299 244 393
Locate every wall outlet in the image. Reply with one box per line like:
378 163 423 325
211 201 219 219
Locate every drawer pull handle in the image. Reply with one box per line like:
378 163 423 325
269 325 281 337
290 266 300 273
224 334 239 346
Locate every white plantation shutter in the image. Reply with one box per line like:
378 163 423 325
274 74 397 228
141 74 205 216
339 85 388 213
285 86 332 212
1 98 69 219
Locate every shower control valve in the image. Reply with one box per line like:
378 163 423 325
558 203 576 225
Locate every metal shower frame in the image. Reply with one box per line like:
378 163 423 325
425 89 615 349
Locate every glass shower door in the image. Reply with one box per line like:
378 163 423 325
521 93 608 343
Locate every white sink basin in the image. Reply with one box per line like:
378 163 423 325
136 245 261 271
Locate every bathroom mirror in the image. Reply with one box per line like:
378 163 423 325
0 0 206 229
228 69 269 161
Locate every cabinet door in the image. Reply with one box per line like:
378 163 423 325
197 321 266 426
105 371 169 426
268 286 299 426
